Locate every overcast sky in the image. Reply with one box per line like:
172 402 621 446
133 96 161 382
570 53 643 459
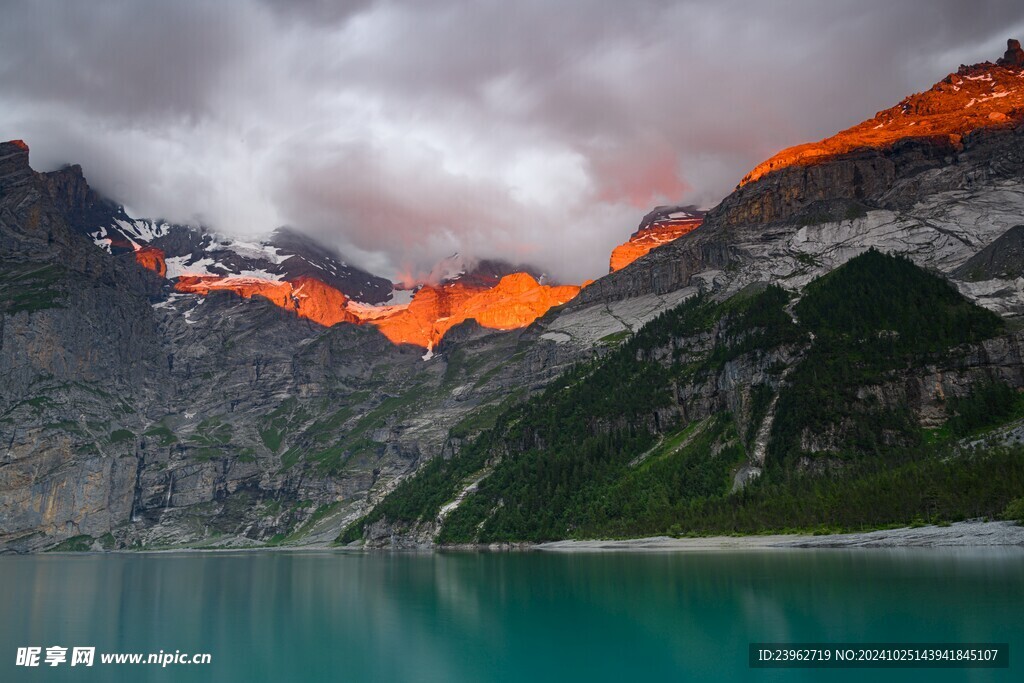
2 1 1022 281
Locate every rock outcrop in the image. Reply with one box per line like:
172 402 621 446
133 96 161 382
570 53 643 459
174 274 360 326
370 273 580 349
609 207 704 272
998 38 1024 68
134 246 167 278
71 203 396 304
1 142 169 553
569 44 1024 313
954 225 1024 282
742 50 1024 186
60 170 585 349
0 141 596 553
169 263 579 349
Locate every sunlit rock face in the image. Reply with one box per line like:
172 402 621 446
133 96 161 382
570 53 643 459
369 273 580 348
458 272 580 330
368 279 484 347
134 246 167 278
169 270 579 348
609 207 704 272
174 275 359 326
288 277 361 326
742 44 1024 186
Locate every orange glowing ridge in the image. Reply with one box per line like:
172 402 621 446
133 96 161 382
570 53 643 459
371 273 580 348
163 270 578 349
134 246 167 278
741 57 1024 186
609 217 703 272
174 275 358 327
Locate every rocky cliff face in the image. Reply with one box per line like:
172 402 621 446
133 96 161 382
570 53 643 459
48 171 398 306
369 273 580 349
0 141 551 552
174 274 360 327
5 45 1024 552
71 180 584 351
609 206 704 272
352 45 1024 545
571 54 1024 318
1 142 169 552
742 50 1024 186
0 139 631 553
170 265 579 350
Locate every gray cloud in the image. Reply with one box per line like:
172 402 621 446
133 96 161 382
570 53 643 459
1 0 1022 282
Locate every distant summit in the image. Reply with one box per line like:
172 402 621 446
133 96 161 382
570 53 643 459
741 38 1024 186
609 205 704 272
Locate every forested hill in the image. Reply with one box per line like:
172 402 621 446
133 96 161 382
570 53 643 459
346 250 1024 544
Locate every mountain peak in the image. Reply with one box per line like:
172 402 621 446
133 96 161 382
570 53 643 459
998 38 1024 68
0 140 34 195
609 205 704 272
1 139 31 167
740 41 1024 186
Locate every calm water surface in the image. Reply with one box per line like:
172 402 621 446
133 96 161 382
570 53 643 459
1 548 1022 682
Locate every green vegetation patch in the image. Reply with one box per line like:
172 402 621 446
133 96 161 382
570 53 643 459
190 416 233 446
0 261 67 314
336 515 367 544
144 422 177 447
269 390 405 473
48 535 94 552
946 381 1024 438
769 249 1005 466
598 330 631 345
279 446 302 471
1003 497 1024 525
449 391 526 440
109 429 135 444
259 398 309 454
267 501 343 545
666 445 1024 535
367 285 803 543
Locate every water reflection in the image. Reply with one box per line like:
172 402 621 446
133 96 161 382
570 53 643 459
0 549 1021 682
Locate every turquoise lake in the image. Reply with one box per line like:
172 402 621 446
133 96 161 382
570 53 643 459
1 549 1022 682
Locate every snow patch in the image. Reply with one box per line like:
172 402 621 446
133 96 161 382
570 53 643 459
345 300 410 320
980 91 1011 101
211 237 288 265
151 294 189 310
114 218 171 247
164 255 283 281
166 256 217 278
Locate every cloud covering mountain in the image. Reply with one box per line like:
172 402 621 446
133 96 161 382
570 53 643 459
1 0 1021 280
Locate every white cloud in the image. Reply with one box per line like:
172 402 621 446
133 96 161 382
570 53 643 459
1 0 1022 281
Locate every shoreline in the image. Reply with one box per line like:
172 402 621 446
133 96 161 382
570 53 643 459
20 520 1024 555
531 520 1024 552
